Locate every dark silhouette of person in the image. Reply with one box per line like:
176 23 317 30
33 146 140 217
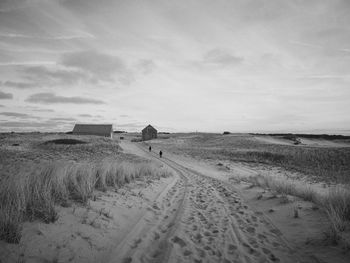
159 150 162 158
149 146 152 152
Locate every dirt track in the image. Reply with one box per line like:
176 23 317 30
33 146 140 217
111 141 318 263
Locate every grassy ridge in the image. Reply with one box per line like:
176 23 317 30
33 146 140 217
244 174 350 245
156 134 350 183
0 159 171 243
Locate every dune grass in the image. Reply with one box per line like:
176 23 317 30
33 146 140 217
153 133 350 184
0 159 171 243
245 174 350 245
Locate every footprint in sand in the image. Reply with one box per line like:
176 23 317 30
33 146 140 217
122 257 132 263
171 236 187 248
153 232 160 240
203 231 211 237
243 242 261 257
246 226 256 234
196 248 206 258
130 238 142 249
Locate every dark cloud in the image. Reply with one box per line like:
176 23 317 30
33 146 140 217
23 66 86 85
0 90 13 99
26 92 105 104
1 81 38 89
203 49 243 67
0 121 49 128
78 114 92 117
50 117 76 121
119 114 129 118
0 120 72 129
0 105 4 107
0 111 40 119
0 0 26 11
61 50 131 82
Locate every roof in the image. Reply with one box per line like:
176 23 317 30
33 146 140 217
73 124 113 134
142 124 157 132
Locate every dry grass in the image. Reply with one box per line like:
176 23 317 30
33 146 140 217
150 133 350 184
245 174 350 246
0 159 171 243
247 174 318 202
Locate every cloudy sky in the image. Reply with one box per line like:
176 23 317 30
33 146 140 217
0 0 349 133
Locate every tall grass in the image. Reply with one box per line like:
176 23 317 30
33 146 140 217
245 174 350 245
0 159 171 243
248 174 318 202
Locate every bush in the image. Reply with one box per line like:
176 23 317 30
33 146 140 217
44 139 87 145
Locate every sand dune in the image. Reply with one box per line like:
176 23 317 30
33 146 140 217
1 136 349 263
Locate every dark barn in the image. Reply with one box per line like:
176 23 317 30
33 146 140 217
142 124 157 141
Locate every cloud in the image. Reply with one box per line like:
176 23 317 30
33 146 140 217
135 59 156 74
7 50 142 89
202 49 243 67
78 114 103 118
26 92 105 104
1 81 38 89
119 114 129 118
0 90 13 99
0 0 27 11
0 105 4 107
32 108 55 112
290 41 323 49
61 50 131 82
0 120 72 129
0 32 94 40
0 111 41 119
23 66 85 85
50 117 76 121
117 122 146 128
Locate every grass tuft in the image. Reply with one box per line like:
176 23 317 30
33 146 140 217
0 158 172 243
245 174 350 246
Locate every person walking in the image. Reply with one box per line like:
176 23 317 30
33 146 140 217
149 146 152 152
159 150 162 158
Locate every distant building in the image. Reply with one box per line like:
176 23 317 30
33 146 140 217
72 124 113 138
142 124 157 141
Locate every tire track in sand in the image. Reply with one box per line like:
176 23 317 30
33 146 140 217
109 143 318 263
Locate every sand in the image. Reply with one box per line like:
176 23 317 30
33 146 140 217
1 138 349 263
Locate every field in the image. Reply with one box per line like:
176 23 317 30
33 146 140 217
146 133 350 251
147 133 350 184
1 132 350 263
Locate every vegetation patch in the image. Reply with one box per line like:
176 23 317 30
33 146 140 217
244 174 350 246
152 134 350 184
252 133 350 140
0 158 172 243
44 139 87 145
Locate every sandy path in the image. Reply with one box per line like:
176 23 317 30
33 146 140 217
113 141 318 263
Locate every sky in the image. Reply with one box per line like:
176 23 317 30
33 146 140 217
0 0 350 133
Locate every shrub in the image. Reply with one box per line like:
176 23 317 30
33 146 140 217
44 139 87 145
